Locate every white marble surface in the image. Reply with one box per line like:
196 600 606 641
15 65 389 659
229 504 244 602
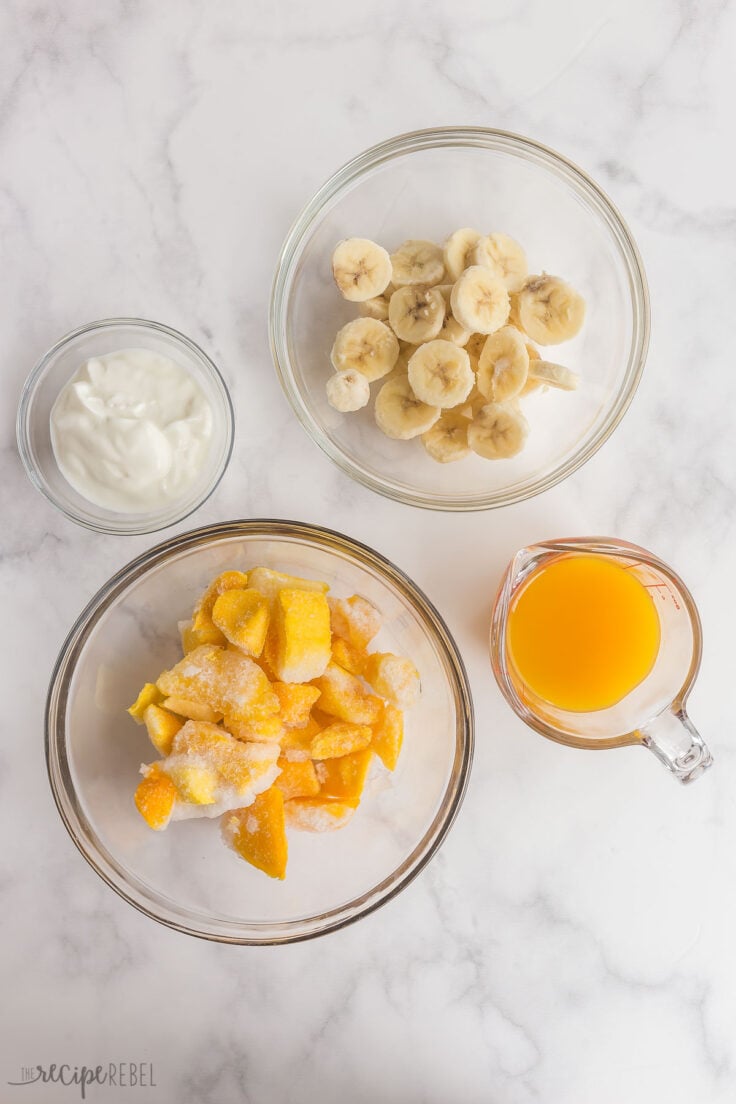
2 1 735 1101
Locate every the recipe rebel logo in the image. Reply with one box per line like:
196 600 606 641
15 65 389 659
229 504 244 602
7 1062 156 1099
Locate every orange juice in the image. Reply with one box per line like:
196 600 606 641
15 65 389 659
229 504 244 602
506 554 660 712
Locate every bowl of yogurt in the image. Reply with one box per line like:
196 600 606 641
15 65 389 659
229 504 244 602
17 319 234 534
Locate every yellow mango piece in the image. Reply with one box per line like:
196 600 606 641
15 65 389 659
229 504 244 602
180 620 224 652
223 787 288 880
363 652 420 709
247 567 328 606
212 588 270 657
167 764 217 805
328 595 382 650
134 765 177 830
311 661 383 725
190 570 251 644
157 645 278 720
371 702 404 771
225 714 285 744
330 637 366 676
272 682 321 727
162 696 222 723
315 748 372 805
284 797 355 833
269 588 331 683
142 703 184 756
274 757 320 800
279 715 323 761
168 721 281 800
127 683 164 724
310 721 372 760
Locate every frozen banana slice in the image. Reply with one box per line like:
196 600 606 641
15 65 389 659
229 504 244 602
421 411 470 463
332 238 392 302
443 228 482 282
374 375 440 440
330 318 399 382
468 402 529 460
527 359 580 391
477 326 530 403
390 239 445 287
388 286 445 344
326 368 371 412
451 266 510 335
471 233 528 292
407 341 474 409
358 287 393 321
435 285 471 346
516 275 585 345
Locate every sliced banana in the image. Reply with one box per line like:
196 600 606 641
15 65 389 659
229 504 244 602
332 238 393 302
390 240 445 287
517 275 585 345
518 342 543 395
451 266 510 335
458 384 485 420
330 317 399 382
468 402 529 460
374 375 440 440
422 411 470 463
476 326 529 403
358 294 389 321
407 340 474 409
388 286 445 344
443 228 482 282
471 233 528 292
528 359 580 391
325 369 371 412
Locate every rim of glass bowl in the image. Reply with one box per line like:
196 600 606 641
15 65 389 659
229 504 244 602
269 126 651 511
46 519 475 944
16 317 235 535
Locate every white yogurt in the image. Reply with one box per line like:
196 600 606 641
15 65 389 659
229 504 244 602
50 348 213 513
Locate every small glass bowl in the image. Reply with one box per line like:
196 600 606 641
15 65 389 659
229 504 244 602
46 520 474 944
270 127 650 511
16 318 234 535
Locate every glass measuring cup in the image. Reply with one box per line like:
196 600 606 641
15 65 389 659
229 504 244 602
490 537 712 783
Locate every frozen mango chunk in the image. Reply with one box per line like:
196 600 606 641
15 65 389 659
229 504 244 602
310 721 372 760
371 702 404 771
311 661 382 725
167 764 217 805
279 715 323 761
225 714 285 744
222 787 288 879
143 703 184 756
274 757 320 800
328 595 382 650
331 637 366 676
212 588 270 657
248 567 328 606
128 683 164 723
285 797 355 832
162 696 222 723
315 748 372 805
269 588 331 683
134 764 178 830
179 619 225 652
363 652 420 709
272 682 321 727
157 645 278 720
191 570 250 636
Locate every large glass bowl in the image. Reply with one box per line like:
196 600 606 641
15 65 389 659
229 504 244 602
46 520 474 943
270 127 649 511
17 318 234 535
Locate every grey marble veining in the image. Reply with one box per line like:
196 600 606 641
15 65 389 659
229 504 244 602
1 1 735 1101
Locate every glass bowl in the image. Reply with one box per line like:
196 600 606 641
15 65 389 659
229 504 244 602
16 318 234 535
270 127 650 511
46 520 474 943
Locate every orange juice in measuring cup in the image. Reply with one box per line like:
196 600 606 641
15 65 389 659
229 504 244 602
490 538 712 782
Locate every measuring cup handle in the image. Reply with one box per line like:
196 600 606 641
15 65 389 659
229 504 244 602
640 708 712 783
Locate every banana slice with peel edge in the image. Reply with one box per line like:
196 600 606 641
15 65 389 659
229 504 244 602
407 340 474 409
330 317 399 382
477 326 530 403
332 238 393 302
390 240 445 287
388 286 445 344
468 402 529 459
516 274 585 345
422 411 470 463
374 375 441 440
451 266 510 335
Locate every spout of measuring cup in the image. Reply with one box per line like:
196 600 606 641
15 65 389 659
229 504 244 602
639 708 713 783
